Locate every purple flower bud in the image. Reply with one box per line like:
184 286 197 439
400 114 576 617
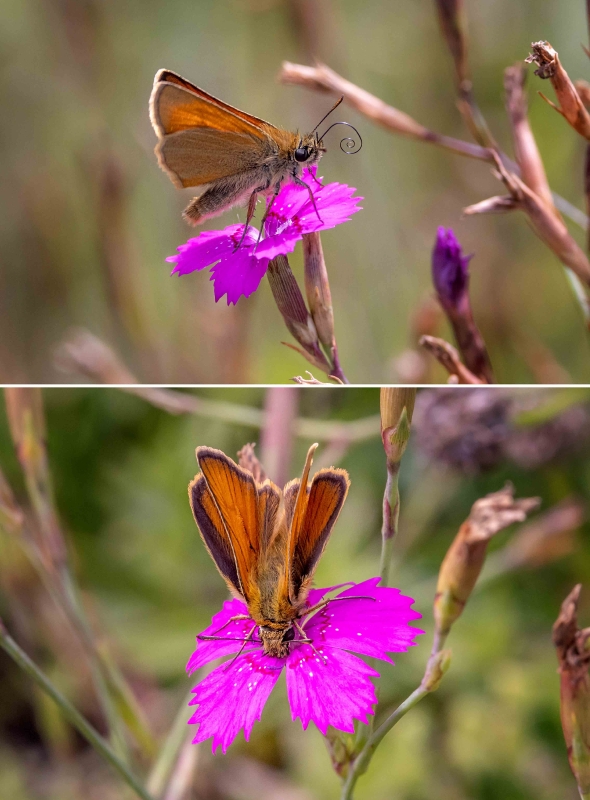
432 227 472 309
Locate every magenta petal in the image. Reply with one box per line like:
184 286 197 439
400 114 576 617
189 649 283 753
304 578 423 662
210 252 270 305
286 644 378 734
187 598 253 673
167 224 258 276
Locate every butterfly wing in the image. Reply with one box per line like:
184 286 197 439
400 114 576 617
155 128 268 189
191 447 282 604
189 473 244 597
152 69 277 131
285 445 350 602
150 77 278 188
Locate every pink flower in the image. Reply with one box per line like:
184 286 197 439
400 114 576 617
187 578 422 753
166 169 362 305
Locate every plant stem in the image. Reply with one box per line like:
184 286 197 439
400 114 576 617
146 687 194 797
342 685 429 800
0 625 156 800
379 463 400 586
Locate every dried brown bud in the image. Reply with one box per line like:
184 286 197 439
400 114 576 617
237 444 267 483
500 497 582 570
434 485 540 635
526 41 590 141
266 255 332 374
302 232 335 352
553 586 590 796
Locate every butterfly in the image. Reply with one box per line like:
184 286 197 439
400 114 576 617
188 443 349 658
149 69 359 231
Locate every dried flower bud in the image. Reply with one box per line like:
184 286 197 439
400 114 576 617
553 585 590 797
434 485 540 635
526 41 590 141
303 232 335 352
237 444 267 483
380 388 416 464
500 497 582 570
266 255 332 374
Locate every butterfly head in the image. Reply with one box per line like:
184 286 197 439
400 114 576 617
292 133 326 168
259 623 295 658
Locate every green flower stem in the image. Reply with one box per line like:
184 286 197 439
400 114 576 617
147 686 194 797
342 645 451 800
379 462 401 587
342 685 429 800
0 624 156 800
353 461 400 754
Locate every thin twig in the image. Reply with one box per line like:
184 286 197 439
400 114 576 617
419 335 484 383
55 330 381 441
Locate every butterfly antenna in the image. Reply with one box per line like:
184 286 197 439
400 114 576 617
310 96 344 135
317 121 363 154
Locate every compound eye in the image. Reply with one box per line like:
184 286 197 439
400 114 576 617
294 146 310 163
283 627 295 642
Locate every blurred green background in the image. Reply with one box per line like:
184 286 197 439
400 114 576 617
2 0 590 383
1 385 590 799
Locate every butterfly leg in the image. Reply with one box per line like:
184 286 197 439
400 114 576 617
212 613 251 635
223 624 258 671
300 594 377 625
292 620 327 662
255 180 283 246
291 170 323 223
234 180 273 250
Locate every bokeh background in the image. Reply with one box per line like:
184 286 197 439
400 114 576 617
1 385 590 800
2 0 590 383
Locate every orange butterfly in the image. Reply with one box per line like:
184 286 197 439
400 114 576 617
149 69 334 229
189 444 349 657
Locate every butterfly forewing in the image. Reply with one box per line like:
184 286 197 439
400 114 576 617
290 469 349 598
189 475 244 597
152 70 276 131
285 445 350 601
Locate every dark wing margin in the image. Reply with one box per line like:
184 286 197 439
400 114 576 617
188 474 242 597
290 468 350 599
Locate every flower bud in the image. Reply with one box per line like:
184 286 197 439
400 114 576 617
432 227 471 312
434 485 540 636
553 585 590 797
379 388 416 464
526 41 590 141
303 232 335 352
237 443 267 483
266 255 332 373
